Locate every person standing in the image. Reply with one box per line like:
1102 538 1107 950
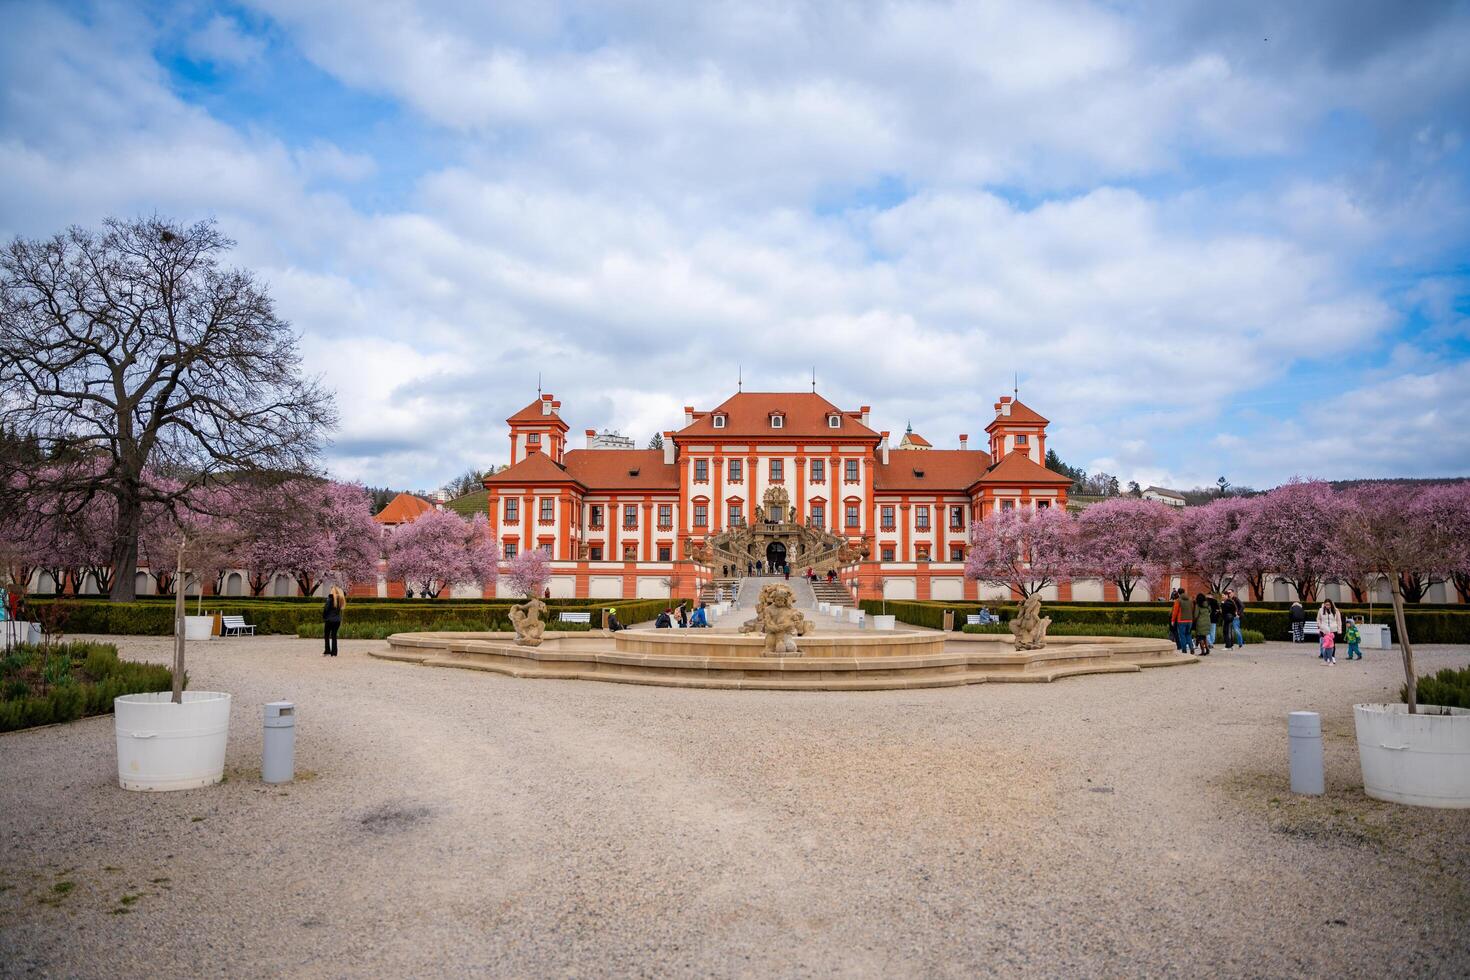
1344 617 1362 660
1219 591 1237 648
1193 593 1213 655
1229 590 1245 648
1171 590 1195 654
1205 592 1221 650
1289 600 1306 643
677 603 689 628
1316 599 1342 663
322 586 344 657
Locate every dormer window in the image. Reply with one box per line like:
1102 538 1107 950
827 415 841 429
770 413 784 429
527 432 541 445
712 414 727 429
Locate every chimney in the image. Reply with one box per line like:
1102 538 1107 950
959 433 968 450
585 428 596 449
860 405 871 427
999 396 1012 418
551 399 561 412
662 432 676 465
684 405 695 426
540 393 553 415
879 431 890 465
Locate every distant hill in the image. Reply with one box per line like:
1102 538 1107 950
446 489 488 518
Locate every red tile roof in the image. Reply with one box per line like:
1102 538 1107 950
977 451 1073 485
564 450 678 491
874 450 993 491
902 432 932 447
483 451 580 486
507 396 566 424
986 397 1049 427
676 392 878 439
481 449 680 492
373 492 437 525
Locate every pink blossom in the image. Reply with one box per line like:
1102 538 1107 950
1075 498 1178 600
965 506 1078 598
386 508 496 598
1232 480 1344 603
503 548 551 598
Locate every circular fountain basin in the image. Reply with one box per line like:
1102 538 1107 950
373 627 1195 691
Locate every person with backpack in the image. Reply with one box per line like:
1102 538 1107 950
1344 617 1363 660
1289 601 1307 642
1171 589 1195 654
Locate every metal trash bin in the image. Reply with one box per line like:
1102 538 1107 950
1288 711 1324 796
262 701 296 784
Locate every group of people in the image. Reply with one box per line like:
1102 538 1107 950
654 601 711 629
1167 588 1246 656
1289 599 1364 664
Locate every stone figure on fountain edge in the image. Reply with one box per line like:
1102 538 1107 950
509 596 548 647
1009 593 1051 650
739 583 811 656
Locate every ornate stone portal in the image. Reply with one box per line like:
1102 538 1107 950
1009 594 1052 650
738 583 812 656
509 596 548 647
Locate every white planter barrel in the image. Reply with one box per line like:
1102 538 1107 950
1354 703 1470 808
872 615 896 631
183 615 214 640
115 692 232 791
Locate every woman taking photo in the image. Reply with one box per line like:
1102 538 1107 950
322 586 345 657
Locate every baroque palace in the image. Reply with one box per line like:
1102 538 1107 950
481 390 1071 601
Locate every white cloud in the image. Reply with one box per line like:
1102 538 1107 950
1 0 1466 492
187 14 267 66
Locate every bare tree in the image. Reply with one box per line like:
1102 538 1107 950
0 216 337 600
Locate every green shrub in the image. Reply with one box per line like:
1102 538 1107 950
1408 666 1470 709
0 642 174 733
32 597 669 636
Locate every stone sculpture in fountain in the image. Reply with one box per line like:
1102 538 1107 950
1009 593 1052 650
509 596 548 647
739 583 812 656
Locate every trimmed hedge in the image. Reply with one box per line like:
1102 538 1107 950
863 599 1470 644
0 642 174 733
1409 666 1470 709
33 598 669 636
297 618 597 640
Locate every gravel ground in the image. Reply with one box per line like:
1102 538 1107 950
2 635 1468 979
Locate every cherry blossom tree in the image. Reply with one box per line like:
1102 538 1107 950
1412 482 1470 603
465 514 501 591
386 508 495 598
240 480 381 596
1167 496 1253 597
1233 481 1343 603
503 547 552 599
1336 483 1459 713
1075 498 1178 600
964 506 1078 599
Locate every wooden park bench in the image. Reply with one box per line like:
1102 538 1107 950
221 615 256 637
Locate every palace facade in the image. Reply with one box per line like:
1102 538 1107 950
482 390 1071 601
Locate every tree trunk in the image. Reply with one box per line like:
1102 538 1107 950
1293 577 1318 604
1117 578 1134 601
172 540 187 704
1389 572 1416 715
108 493 142 602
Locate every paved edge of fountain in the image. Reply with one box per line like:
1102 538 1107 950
370 630 1198 691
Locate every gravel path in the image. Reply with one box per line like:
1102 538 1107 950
2 636 1468 978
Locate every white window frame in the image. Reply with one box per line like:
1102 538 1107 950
827 415 841 428
713 415 726 429
770 415 784 429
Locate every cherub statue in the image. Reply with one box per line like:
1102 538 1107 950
509 595 548 647
738 583 811 656
1009 593 1052 651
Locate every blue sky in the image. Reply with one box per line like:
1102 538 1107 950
2 0 1468 492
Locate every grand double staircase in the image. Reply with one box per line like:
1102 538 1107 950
705 520 850 576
